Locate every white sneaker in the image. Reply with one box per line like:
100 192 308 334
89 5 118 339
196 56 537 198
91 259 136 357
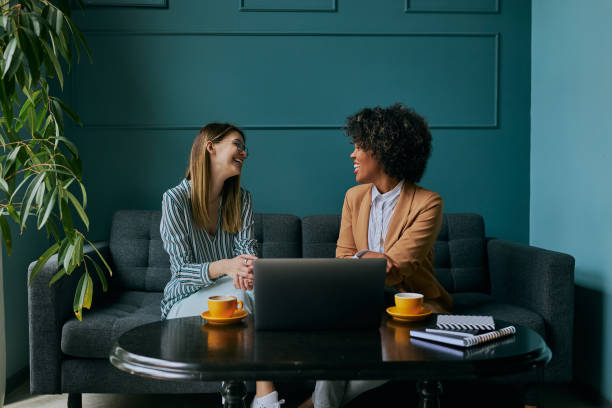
251 391 286 408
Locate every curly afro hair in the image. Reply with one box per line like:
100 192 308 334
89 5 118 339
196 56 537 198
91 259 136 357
345 103 432 183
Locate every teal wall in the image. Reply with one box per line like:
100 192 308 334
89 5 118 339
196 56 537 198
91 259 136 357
4 0 533 380
531 0 612 401
69 0 532 243
2 228 48 379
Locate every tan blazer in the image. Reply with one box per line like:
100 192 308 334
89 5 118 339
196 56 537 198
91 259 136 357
336 183 452 313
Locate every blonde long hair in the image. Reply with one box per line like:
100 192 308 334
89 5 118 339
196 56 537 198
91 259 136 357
185 123 244 234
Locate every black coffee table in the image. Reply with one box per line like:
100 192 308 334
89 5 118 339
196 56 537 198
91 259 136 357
109 315 551 407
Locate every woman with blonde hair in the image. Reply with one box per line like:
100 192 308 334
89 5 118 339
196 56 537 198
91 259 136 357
160 123 284 408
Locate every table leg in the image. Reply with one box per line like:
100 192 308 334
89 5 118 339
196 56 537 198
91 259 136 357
220 380 248 408
416 379 442 408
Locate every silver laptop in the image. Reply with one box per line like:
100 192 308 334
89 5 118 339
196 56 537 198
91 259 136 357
253 258 386 330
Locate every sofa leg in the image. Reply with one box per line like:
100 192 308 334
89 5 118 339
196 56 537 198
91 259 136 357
67 393 82 408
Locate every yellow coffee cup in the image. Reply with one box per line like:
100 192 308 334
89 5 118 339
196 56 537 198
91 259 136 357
208 295 243 318
395 292 424 315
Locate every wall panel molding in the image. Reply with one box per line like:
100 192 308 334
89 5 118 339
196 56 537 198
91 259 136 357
240 0 337 12
404 0 499 14
74 32 499 130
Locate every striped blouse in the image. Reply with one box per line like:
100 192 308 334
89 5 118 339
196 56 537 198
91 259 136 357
159 179 257 319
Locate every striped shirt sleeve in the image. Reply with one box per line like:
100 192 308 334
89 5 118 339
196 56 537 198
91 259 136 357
160 191 214 287
233 189 258 257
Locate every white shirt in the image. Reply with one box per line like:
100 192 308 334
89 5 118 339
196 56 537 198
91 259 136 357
355 181 404 257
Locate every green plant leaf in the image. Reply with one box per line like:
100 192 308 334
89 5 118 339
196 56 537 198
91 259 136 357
34 103 47 131
17 30 41 85
65 189 89 230
63 240 75 272
90 258 108 292
0 216 12 256
56 135 79 157
58 24 72 66
29 13 42 37
83 238 112 277
21 172 46 229
35 176 46 209
84 271 93 308
74 233 83 266
15 64 30 89
6 205 20 224
45 218 61 241
29 241 60 285
37 187 57 229
2 38 18 79
57 235 70 264
59 197 74 237
6 145 21 168
73 271 91 321
50 98 64 133
51 7 63 36
17 97 34 133
52 98 81 126
68 155 82 179
79 182 87 209
48 267 66 286
41 41 64 89
0 176 8 194
10 173 33 205
66 18 92 63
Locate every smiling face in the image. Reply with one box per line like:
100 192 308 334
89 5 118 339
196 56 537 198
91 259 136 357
350 143 384 185
208 131 247 180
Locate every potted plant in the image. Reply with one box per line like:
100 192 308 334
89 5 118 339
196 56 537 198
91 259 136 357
0 0 110 328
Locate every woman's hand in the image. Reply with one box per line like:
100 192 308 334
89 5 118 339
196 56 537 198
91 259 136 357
360 251 399 274
225 254 257 290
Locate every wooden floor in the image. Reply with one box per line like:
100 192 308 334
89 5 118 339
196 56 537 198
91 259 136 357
4 380 609 408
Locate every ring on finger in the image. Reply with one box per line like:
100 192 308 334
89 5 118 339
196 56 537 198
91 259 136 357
243 259 248 265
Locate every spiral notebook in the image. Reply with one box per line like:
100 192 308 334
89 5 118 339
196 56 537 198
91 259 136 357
410 325 516 348
436 314 495 331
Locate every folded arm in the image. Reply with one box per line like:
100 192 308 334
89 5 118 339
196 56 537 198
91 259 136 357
385 193 443 287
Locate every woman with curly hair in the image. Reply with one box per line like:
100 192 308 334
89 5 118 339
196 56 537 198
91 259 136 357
301 104 451 408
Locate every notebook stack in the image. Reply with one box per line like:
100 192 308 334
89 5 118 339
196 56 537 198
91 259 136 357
409 315 516 348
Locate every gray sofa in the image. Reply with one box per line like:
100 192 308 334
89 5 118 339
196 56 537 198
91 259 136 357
28 211 575 407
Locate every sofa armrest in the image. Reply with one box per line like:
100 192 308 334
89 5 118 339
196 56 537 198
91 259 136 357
487 239 575 381
27 241 111 394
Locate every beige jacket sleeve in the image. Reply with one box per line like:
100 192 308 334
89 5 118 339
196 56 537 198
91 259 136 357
385 193 443 287
336 194 358 258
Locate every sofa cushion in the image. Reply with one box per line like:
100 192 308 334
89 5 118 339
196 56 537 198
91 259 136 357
300 213 489 295
110 211 301 291
61 291 162 359
253 213 301 258
110 211 169 292
302 214 341 258
434 214 489 294
452 293 546 338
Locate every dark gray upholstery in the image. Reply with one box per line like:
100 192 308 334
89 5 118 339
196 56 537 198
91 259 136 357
302 214 341 258
110 211 168 292
433 214 489 294
61 291 162 359
28 211 574 405
488 240 575 383
253 213 301 258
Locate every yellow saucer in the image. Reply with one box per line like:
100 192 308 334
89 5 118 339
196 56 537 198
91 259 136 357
201 309 248 325
386 306 433 322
